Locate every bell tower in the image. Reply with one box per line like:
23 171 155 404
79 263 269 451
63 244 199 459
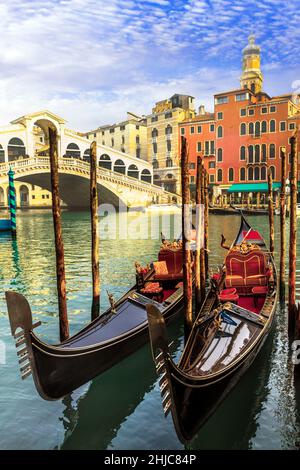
240 35 263 94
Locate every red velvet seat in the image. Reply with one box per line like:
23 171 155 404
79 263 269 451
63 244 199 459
154 249 183 282
225 249 268 293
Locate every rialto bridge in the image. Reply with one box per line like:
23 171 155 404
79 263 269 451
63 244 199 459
0 111 178 208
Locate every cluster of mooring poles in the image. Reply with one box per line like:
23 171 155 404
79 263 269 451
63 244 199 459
181 136 209 341
48 128 100 341
0 167 17 235
265 132 300 376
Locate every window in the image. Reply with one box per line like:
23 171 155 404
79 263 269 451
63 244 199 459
120 125 125 130
153 142 157 154
65 142 80 159
209 161 215 169
111 138 114 147
7 137 26 161
240 167 246 181
151 116 158 122
94 133 96 138
254 167 260 181
166 157 173 167
136 148 140 158
261 144 267 162
249 122 254 135
210 141 215 154
255 121 260 137
269 143 276 159
289 122 296 131
190 163 195 169
216 96 228 104
114 159 126 174
40 137 43 143
102 141 105 146
240 108 247 117
102 131 105 135
136 136 140 143
152 128 158 137
248 167 254 181
99 154 112 170
270 166 275 179
210 175 215 183
166 139 171 152
197 125 202 133
190 126 195 134
248 109 254 116
136 125 139 130
122 136 125 144
165 125 172 135
261 121 267 133
270 120 276 132
128 164 139 179
270 105 276 113
190 176 195 183
205 141 209 155
236 93 248 101
240 123 246 135
210 124 215 132
217 148 223 162
32 195 35 199
181 128 185 135
217 112 223 120
228 168 234 182
240 146 246 160
217 126 223 138
217 168 223 182
261 166 267 180
280 121 286 132
165 111 172 119
261 107 268 114
197 142 202 152
255 145 260 162
109 128 115 133
153 159 159 169
248 145 254 163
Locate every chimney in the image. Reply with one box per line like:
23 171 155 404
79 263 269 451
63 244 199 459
198 104 205 115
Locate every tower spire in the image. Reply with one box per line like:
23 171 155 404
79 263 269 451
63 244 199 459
240 35 263 94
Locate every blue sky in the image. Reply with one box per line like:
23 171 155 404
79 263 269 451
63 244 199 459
0 0 299 131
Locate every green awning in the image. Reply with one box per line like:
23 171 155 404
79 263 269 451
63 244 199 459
228 182 282 193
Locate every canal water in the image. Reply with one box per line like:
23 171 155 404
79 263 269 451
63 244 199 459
0 210 299 450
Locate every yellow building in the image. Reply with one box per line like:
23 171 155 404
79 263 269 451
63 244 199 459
146 94 195 193
86 112 147 161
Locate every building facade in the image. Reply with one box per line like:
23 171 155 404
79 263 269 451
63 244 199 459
147 94 195 194
85 112 147 161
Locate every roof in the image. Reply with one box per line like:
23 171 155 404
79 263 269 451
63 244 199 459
10 110 67 125
214 88 253 97
180 113 215 124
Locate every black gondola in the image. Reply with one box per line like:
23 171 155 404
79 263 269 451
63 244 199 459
5 242 187 400
146 216 277 443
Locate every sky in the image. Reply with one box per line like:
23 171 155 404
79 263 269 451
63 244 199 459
0 0 300 131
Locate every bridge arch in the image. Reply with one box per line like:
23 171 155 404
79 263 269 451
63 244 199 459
113 159 126 174
99 154 112 170
128 164 139 179
65 143 80 159
8 138 26 161
141 169 151 183
83 148 90 162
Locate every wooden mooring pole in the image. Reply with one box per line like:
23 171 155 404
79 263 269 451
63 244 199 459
181 136 193 339
195 156 202 314
288 133 298 337
204 170 209 279
90 141 100 320
267 168 275 257
200 162 206 304
49 127 69 342
279 147 287 302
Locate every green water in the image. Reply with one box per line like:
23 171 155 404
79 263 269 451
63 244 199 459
0 210 299 449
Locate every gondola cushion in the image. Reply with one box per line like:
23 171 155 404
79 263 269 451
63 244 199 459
154 249 183 281
225 250 268 292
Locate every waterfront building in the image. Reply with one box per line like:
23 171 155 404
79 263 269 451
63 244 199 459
147 94 195 194
85 112 147 161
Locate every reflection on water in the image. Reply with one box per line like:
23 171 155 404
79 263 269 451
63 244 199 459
0 210 299 449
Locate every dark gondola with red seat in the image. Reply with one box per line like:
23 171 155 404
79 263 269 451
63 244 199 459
146 216 277 443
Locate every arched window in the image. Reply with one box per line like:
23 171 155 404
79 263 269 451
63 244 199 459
166 157 173 167
240 146 246 160
0 186 5 206
152 128 158 137
261 121 267 133
0 144 4 163
165 125 172 135
270 166 275 180
99 154 112 170
141 169 152 183
19 184 29 207
240 167 246 181
217 168 223 182
83 148 90 162
261 144 267 162
114 159 126 174
228 168 234 182
255 144 260 163
248 145 254 163
217 126 223 138
249 122 254 135
270 119 276 132
251 83 255 94
240 123 246 136
217 148 223 162
128 164 139 179
248 167 254 181
260 166 267 181
254 166 260 181
255 121 260 137
269 143 276 159
65 142 80 159
8 137 26 161
153 159 159 169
